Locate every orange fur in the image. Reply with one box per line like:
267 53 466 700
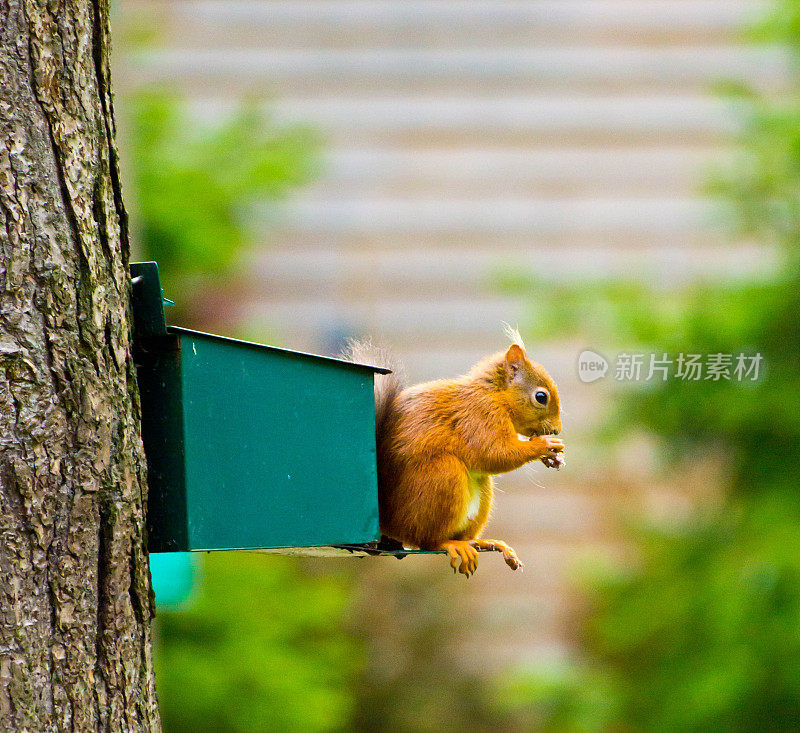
375 342 563 576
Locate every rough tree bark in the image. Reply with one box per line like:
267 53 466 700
0 0 160 729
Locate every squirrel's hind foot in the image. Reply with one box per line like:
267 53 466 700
469 539 523 571
438 540 479 578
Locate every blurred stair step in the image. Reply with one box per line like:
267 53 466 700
310 146 722 196
266 196 709 236
123 46 787 94
188 95 734 146
241 295 527 342
121 1 763 49
249 242 774 292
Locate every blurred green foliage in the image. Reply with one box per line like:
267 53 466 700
502 2 800 729
350 569 501 733
494 664 621 732
156 553 362 733
127 91 317 319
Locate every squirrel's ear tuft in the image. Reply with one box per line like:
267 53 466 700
502 323 526 351
505 344 525 377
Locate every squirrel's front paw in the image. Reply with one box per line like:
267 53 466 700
529 435 564 461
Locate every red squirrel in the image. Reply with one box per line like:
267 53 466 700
347 333 563 577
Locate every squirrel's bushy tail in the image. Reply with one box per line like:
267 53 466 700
342 338 404 438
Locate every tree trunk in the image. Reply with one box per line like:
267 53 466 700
0 0 160 728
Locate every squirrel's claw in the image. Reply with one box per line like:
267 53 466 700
541 453 565 470
440 540 479 578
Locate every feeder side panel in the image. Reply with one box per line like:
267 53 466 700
178 332 381 550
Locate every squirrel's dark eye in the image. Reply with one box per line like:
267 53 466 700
534 390 548 405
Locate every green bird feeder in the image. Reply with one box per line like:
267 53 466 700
132 262 401 556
